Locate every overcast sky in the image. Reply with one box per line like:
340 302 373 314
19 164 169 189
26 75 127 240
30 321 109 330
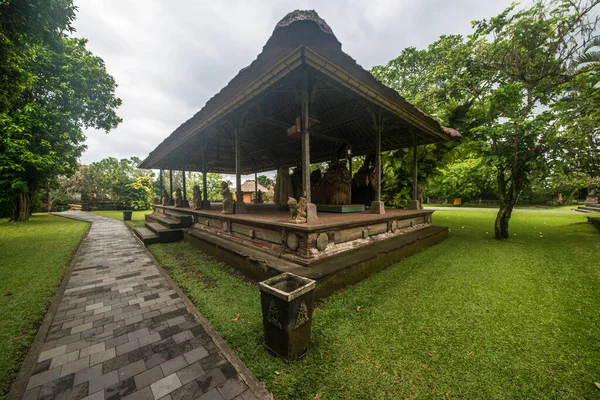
74 0 518 177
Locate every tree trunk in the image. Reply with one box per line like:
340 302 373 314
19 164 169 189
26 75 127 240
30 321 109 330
12 191 33 222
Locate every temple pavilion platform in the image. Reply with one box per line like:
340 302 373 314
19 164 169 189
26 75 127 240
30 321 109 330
138 203 447 298
136 10 459 298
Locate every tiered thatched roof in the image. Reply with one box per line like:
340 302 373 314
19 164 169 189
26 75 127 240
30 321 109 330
140 10 460 173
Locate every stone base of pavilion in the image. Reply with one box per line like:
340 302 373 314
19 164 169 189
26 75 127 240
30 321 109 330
149 203 448 299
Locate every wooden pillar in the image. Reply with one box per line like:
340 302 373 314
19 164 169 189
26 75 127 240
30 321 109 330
182 169 187 201
201 141 210 209
370 110 385 214
254 172 258 203
169 170 173 205
412 132 418 201
408 131 421 210
234 115 246 213
301 67 317 221
159 169 163 203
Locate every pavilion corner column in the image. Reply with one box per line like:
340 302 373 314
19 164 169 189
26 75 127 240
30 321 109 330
201 142 210 209
254 172 258 203
408 131 420 210
182 169 188 207
159 169 163 204
370 113 385 214
302 68 317 222
235 116 247 214
169 170 173 206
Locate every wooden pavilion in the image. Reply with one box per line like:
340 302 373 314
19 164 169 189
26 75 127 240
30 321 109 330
138 10 460 297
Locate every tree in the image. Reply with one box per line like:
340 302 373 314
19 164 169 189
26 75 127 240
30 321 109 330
373 0 600 239
256 175 273 189
0 1 122 221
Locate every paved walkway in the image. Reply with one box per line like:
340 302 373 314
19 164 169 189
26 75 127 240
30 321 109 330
15 212 267 400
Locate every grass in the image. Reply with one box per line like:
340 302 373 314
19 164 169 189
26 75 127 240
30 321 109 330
0 214 88 399
148 210 600 399
91 210 148 228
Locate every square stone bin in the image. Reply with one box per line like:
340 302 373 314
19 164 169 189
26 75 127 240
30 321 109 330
123 210 132 221
259 273 316 359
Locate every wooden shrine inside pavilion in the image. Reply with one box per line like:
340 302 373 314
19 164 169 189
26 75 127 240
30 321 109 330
138 10 460 298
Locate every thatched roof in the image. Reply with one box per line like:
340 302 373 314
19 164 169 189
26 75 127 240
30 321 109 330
239 180 269 193
140 10 460 173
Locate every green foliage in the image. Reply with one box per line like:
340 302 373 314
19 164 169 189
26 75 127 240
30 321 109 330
0 0 121 221
425 156 497 201
118 176 153 211
372 0 600 238
256 175 273 189
179 171 228 201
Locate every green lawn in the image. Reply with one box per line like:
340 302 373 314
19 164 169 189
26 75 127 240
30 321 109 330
91 210 148 228
0 214 88 399
148 210 600 399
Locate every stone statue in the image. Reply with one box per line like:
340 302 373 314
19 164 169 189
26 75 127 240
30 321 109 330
256 189 263 204
287 196 307 223
221 181 233 214
192 185 201 209
175 188 183 207
321 158 351 205
161 187 170 206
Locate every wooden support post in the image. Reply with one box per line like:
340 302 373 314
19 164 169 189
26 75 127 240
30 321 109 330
301 66 317 221
182 169 187 201
348 148 352 201
201 141 210 209
234 115 247 213
159 169 163 203
254 172 258 203
408 131 420 210
169 170 173 206
370 110 385 214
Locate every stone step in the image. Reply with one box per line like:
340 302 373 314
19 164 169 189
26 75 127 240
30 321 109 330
587 216 600 230
163 209 193 227
575 207 599 213
145 213 182 229
133 227 159 245
584 203 600 209
145 222 183 242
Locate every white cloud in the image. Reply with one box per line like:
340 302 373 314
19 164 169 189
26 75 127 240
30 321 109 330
74 0 518 165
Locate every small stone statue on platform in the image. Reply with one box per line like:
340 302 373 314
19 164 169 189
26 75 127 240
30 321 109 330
161 188 170 206
256 189 263 204
175 188 183 207
221 181 233 214
287 196 307 223
192 185 201 210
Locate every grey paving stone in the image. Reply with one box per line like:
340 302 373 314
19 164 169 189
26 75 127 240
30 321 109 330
176 361 205 385
26 367 61 390
118 359 146 381
160 355 188 376
151 373 182 399
88 370 119 395
134 365 163 389
198 388 225 400
18 212 263 400
237 389 259 400
183 346 209 364
217 377 248 400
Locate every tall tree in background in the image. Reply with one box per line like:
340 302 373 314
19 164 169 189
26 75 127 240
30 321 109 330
0 0 122 221
373 0 599 239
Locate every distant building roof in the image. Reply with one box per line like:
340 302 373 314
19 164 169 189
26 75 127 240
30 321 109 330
240 180 269 193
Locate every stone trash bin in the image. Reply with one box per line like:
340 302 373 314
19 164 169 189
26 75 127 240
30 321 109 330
122 210 133 221
259 273 316 359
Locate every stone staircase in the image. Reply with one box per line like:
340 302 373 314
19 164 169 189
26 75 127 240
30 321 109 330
133 208 192 245
588 216 600 230
574 203 600 213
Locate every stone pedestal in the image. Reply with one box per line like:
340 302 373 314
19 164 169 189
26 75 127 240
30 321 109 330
235 201 247 214
306 203 317 222
201 200 211 210
370 201 385 214
407 200 421 210
259 273 316 359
